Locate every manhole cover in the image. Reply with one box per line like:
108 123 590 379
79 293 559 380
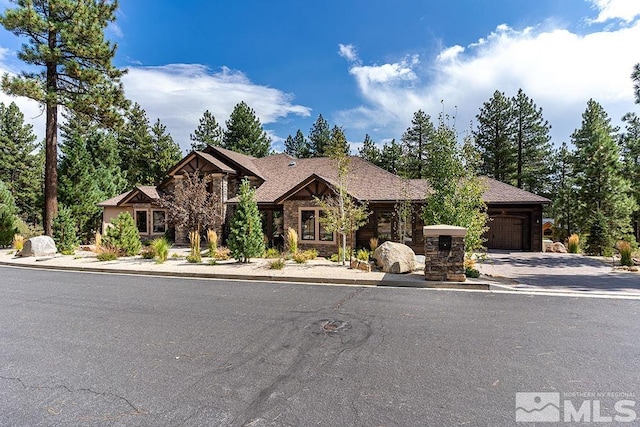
321 319 350 333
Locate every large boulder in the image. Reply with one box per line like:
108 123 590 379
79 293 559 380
21 236 57 257
545 242 567 253
373 241 416 274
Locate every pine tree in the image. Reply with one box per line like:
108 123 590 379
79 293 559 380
284 129 310 158
401 110 435 179
223 101 271 157
620 112 640 242
190 110 223 151
308 114 331 157
1 0 128 236
227 178 264 262
633 63 640 104
102 212 142 256
326 126 350 157
358 134 381 166
0 102 42 224
571 99 636 241
549 142 578 241
150 119 183 182
378 139 403 174
52 205 79 254
512 89 553 194
474 90 516 184
0 180 18 247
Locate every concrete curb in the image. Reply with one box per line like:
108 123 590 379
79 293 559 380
0 259 492 290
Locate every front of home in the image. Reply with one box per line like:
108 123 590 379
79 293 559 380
98 146 550 255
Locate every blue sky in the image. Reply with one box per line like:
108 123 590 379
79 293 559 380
0 0 639 153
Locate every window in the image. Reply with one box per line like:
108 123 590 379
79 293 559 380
301 210 316 240
152 210 166 234
299 208 334 243
135 210 148 234
377 211 393 242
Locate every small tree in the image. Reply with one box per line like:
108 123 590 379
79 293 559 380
159 172 222 258
52 205 79 255
0 180 17 247
227 178 264 262
102 212 142 256
314 149 370 265
585 211 609 256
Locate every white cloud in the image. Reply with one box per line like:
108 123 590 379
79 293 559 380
589 0 640 23
337 17 640 147
338 43 358 62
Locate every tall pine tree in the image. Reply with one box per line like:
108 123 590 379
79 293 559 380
474 90 516 183
327 125 350 157
378 139 403 175
549 142 578 241
0 102 42 224
571 99 636 241
308 114 331 157
358 134 381 166
150 119 182 182
401 110 435 179
284 129 311 158
190 110 223 151
223 101 271 157
1 0 128 235
118 103 155 186
620 112 640 242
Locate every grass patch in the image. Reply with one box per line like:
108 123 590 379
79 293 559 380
269 258 285 270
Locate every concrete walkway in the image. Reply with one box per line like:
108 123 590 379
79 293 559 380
477 251 640 295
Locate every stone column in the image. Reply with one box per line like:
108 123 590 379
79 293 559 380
423 225 467 282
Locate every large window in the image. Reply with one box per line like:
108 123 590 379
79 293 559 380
299 208 334 243
152 210 166 234
135 210 148 234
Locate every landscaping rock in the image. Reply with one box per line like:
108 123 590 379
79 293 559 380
545 242 567 253
373 241 416 274
21 236 57 257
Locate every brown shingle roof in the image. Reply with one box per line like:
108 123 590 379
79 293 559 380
203 146 264 180
480 177 551 204
97 191 129 207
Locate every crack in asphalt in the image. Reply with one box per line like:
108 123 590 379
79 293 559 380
0 375 146 416
332 286 367 312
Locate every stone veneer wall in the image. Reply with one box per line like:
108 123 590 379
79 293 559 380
283 199 337 257
423 225 467 282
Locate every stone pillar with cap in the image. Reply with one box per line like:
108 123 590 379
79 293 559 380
423 225 467 282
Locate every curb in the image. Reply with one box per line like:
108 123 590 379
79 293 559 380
0 259 492 290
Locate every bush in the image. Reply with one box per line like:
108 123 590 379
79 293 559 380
227 178 264 262
186 254 201 263
103 212 142 256
96 244 119 261
188 230 201 263
567 234 580 254
618 241 633 267
292 249 318 264
211 247 231 260
264 247 281 259
465 266 480 278
13 234 24 252
585 211 609 256
269 258 285 270
207 229 218 255
329 246 351 263
286 227 298 254
369 237 379 253
151 237 171 263
53 206 79 255
140 247 155 259
356 248 369 262
0 180 17 247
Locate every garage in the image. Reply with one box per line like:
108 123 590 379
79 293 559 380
487 215 525 250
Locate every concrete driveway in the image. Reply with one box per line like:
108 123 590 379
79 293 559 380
478 251 640 294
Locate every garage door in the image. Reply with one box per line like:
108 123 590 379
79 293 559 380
487 216 524 250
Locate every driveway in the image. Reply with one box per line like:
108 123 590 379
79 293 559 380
478 251 640 294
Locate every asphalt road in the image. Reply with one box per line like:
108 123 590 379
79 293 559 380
1 266 639 426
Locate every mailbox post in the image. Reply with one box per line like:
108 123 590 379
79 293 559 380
423 225 467 282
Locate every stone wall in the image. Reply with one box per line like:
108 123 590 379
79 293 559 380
423 225 466 282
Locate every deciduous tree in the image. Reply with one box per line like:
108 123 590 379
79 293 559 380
1 0 128 235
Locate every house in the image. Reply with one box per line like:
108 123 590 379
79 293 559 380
98 146 550 254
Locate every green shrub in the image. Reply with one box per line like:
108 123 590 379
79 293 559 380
292 251 308 263
264 247 281 259
303 248 318 260
0 180 17 247
465 267 480 278
329 246 351 263
618 241 633 267
269 258 285 270
53 206 79 255
96 244 119 261
567 234 580 254
103 212 142 256
227 179 265 262
356 248 369 262
151 237 171 263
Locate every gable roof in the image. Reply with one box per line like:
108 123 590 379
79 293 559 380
480 177 551 204
165 151 236 177
97 186 160 207
203 145 264 180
